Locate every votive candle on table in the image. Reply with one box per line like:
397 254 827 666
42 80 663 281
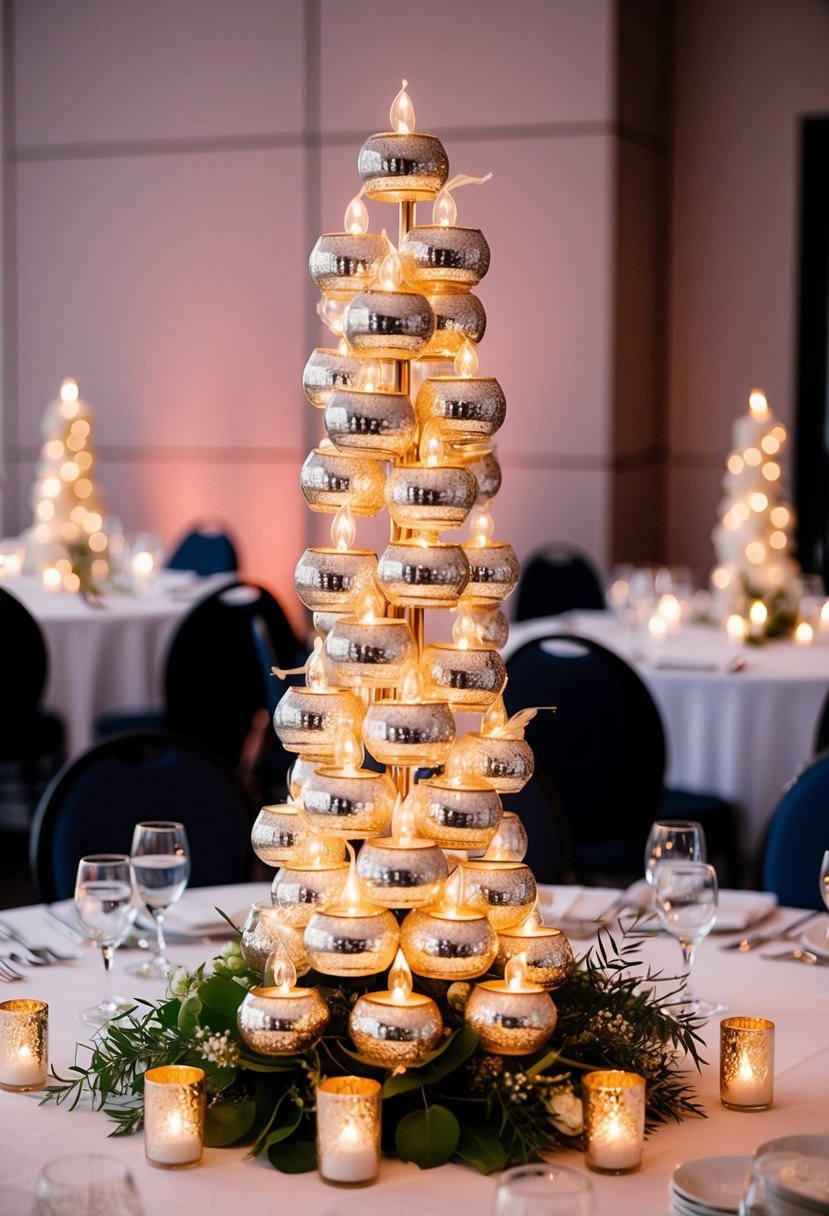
316 1076 381 1187
583 1070 645 1174
0 999 48 1091
144 1065 205 1169
720 1016 775 1110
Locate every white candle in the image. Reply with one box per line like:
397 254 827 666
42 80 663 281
0 999 48 1092
316 1075 381 1186
148 1111 203 1166
647 613 668 642
143 1065 205 1168
583 1070 645 1174
720 1017 774 1110
42 566 61 592
0 1044 42 1088
726 613 747 644
794 621 814 646
820 601 829 635
588 1111 641 1171
324 1124 379 1183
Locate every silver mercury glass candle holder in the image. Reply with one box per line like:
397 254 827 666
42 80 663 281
303 348 364 409
343 289 435 361
358 131 449 202
271 858 350 927
301 766 398 840
452 441 503 504
272 685 365 763
460 859 537 930
356 836 449 908
304 904 400 978
399 225 491 293
411 773 503 851
425 292 487 357
465 974 557 1056
236 983 330 1056
309 232 388 299
385 463 478 535
416 375 506 443
460 540 519 607
377 540 470 609
447 731 535 793
362 696 456 769
300 447 386 516
400 906 499 980
294 547 383 616
419 641 507 712
324 390 416 460
240 902 311 977
325 616 417 689
495 924 575 990
251 802 346 868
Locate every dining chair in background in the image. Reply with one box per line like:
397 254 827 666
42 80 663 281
165 522 239 577
514 543 606 622
813 685 829 753
503 766 570 885
760 749 829 910
29 729 255 902
504 634 741 887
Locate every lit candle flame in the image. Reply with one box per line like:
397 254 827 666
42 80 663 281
344 191 369 235
388 947 413 1003
400 664 422 704
505 951 529 991
360 359 382 393
431 172 493 226
517 901 544 933
454 337 479 378
749 600 768 626
306 637 329 691
330 500 356 551
748 389 769 419
437 867 463 916
337 336 351 356
390 80 415 134
470 507 494 546
60 378 79 403
443 749 468 786
317 296 346 335
482 696 509 737
334 727 364 774
377 234 403 291
421 421 444 467
392 793 416 846
452 608 479 650
340 841 368 913
272 953 298 994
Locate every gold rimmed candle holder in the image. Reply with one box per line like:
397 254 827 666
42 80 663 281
425 292 487 357
466 605 509 648
349 950 443 1067
294 547 383 616
273 686 365 764
325 615 417 689
385 463 478 535
356 835 449 909
144 1065 206 1169
460 859 537 930
324 390 416 460
720 1016 775 1111
240 902 311 977
399 225 491 293
301 766 398 840
316 1076 382 1187
377 540 470 609
304 904 400 978
358 131 449 202
300 447 386 516
420 641 507 712
362 696 456 769
411 773 502 851
303 347 364 409
271 857 350 928
251 802 346 868
486 810 529 861
237 963 330 1057
0 999 48 1092
448 731 535 794
400 905 499 980
343 289 435 361
452 442 502 505
465 955 557 1055
583 1070 646 1174
416 375 506 443
460 540 519 607
309 232 388 299
496 921 574 990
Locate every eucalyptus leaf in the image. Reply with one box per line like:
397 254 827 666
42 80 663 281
395 1105 460 1169
197 977 248 1032
267 1137 317 1173
261 1105 302 1151
204 1096 256 1147
455 1122 509 1174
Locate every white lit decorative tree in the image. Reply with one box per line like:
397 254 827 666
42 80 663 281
709 389 800 637
23 378 110 593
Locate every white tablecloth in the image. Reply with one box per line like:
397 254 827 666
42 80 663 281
5 573 231 757
504 612 829 870
0 883 827 1215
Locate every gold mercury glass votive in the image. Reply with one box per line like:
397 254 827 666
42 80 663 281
465 970 557 1055
349 952 443 1067
324 390 416 460
466 606 510 649
411 774 502 850
294 547 383 616
362 697 456 769
425 292 487 357
420 642 507 712
144 1065 206 1169
304 904 400 978
309 232 388 299
237 978 329 1057
486 810 529 861
358 131 449 202
461 541 520 607
300 447 386 516
720 1016 775 1111
384 463 478 535
251 802 346 867
416 375 507 443
325 616 417 689
0 998 48 1091
399 225 491 293
377 541 470 609
495 924 575 989
583 1070 646 1174
400 907 499 980
316 1076 382 1187
303 348 364 409
240 902 311 977
343 289 435 361
452 442 503 505
273 685 365 763
356 836 449 908
460 859 537 930
301 766 398 840
448 732 535 793
271 858 350 928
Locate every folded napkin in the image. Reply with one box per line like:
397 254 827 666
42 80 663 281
624 879 778 933
536 885 623 923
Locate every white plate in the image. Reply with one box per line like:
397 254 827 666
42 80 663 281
756 1133 829 1160
802 918 829 960
672 1156 752 1212
670 1185 727 1216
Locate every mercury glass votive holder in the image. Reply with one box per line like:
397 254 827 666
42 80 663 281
0 999 48 1091
495 927 575 990
324 390 416 460
465 978 557 1056
240 902 311 977
416 376 506 443
362 697 456 769
325 616 417 689
452 442 503 504
316 1076 382 1187
425 292 487 357
448 732 535 794
358 131 449 201
251 802 346 867
400 907 499 980
273 686 365 763
466 606 510 649
384 463 478 535
461 541 520 607
420 642 507 712
271 860 350 928
583 1070 646 1174
460 859 537 930
304 906 399 978
400 225 491 293
300 447 386 516
294 547 383 615
237 984 329 1057
301 767 398 839
356 837 449 908
411 774 502 850
309 232 388 299
487 810 529 861
377 541 470 609
144 1065 206 1169
303 348 364 408
343 290 435 360
719 1016 775 1110
349 990 443 1067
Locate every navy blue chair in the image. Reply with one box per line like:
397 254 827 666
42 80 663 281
29 730 255 902
503 766 570 885
814 686 829 754
166 525 239 576
760 751 829 910
514 544 605 621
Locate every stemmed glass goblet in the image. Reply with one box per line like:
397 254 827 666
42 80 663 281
74 854 137 1027
34 1153 145 1216
644 820 706 886
653 860 724 1017
127 821 191 980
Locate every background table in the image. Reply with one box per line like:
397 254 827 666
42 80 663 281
504 612 829 873
0 882 826 1215
5 572 231 757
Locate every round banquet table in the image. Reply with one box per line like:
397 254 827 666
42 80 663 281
4 572 232 757
503 611 829 874
0 882 826 1215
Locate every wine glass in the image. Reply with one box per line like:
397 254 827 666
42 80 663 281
652 860 724 1016
34 1153 145 1216
74 855 137 1027
493 1163 597 1215
644 820 706 886
127 821 191 979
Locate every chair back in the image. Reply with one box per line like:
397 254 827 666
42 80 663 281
0 586 50 716
504 766 570 885
515 544 605 621
504 634 665 879
814 686 829 754
760 751 829 910
29 730 254 902
163 581 300 768
166 525 239 576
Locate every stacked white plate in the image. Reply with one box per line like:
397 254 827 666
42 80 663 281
670 1156 751 1216
750 1150 829 1215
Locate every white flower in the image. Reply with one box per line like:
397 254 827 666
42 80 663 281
549 1092 583 1136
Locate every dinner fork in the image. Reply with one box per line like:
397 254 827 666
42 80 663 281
0 920 81 963
0 956 23 981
